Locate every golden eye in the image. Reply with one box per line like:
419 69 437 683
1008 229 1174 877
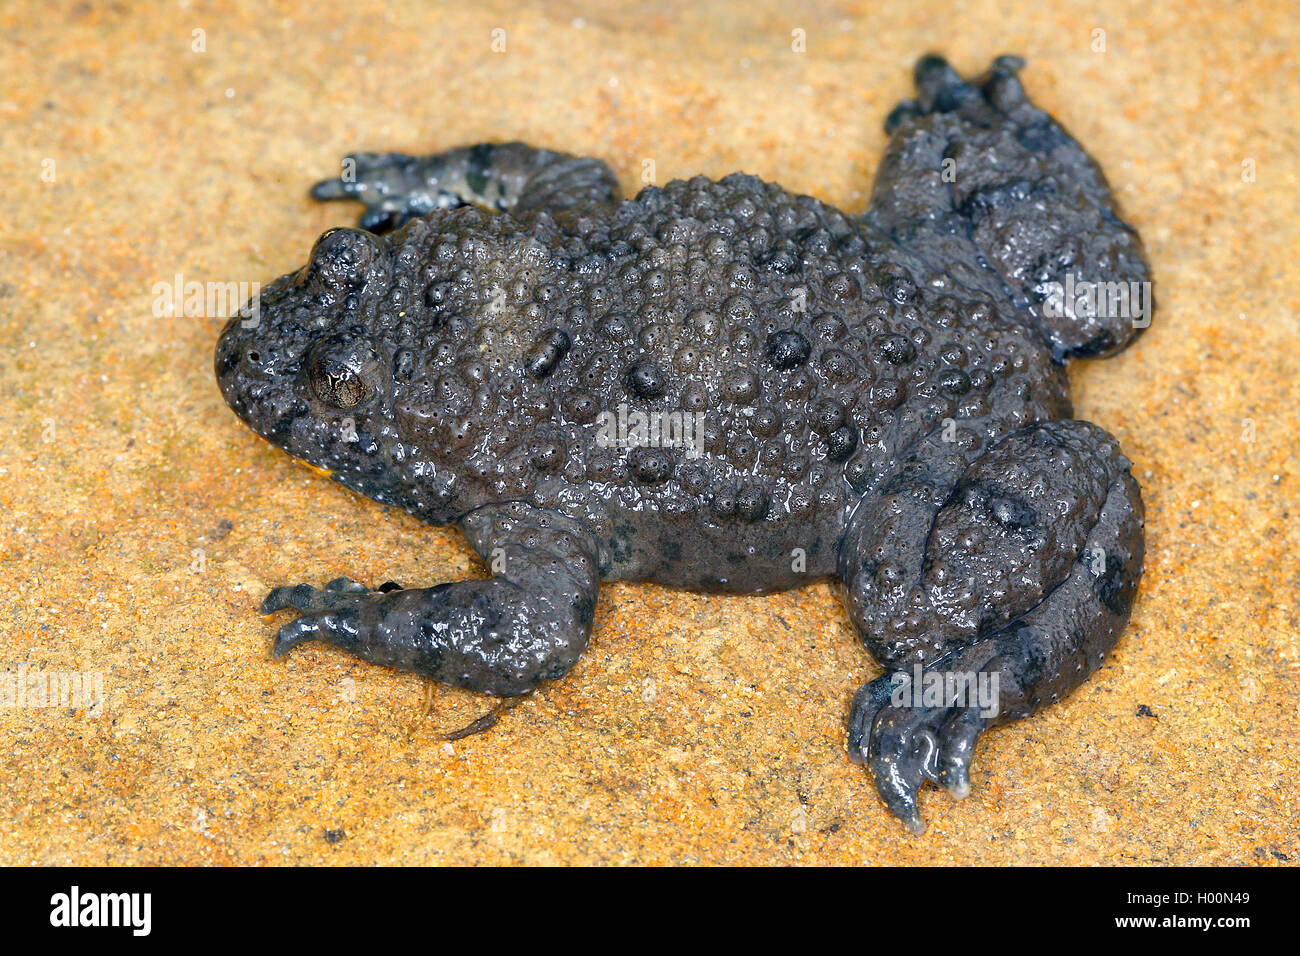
305 336 382 409
310 358 368 408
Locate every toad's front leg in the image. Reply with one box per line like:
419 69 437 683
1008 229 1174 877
839 420 1144 832
264 503 601 696
309 141 621 233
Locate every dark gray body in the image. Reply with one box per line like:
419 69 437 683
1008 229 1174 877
216 56 1150 832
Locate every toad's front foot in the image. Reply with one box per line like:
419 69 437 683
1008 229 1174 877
310 152 472 234
311 142 621 234
259 503 602 696
262 576 401 617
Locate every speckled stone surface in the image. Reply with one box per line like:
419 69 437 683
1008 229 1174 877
1 0 1296 865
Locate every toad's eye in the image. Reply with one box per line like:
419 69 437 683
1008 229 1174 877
306 336 381 409
310 358 368 408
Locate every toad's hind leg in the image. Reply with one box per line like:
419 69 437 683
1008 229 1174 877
263 503 601 697
310 141 622 233
868 54 1153 360
837 421 1143 832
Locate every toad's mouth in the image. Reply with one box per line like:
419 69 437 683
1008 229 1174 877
244 426 336 480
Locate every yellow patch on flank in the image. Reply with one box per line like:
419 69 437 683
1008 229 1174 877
292 457 333 479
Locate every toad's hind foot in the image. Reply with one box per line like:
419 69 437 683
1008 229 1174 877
870 54 1154 360
839 419 1144 831
848 662 995 834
